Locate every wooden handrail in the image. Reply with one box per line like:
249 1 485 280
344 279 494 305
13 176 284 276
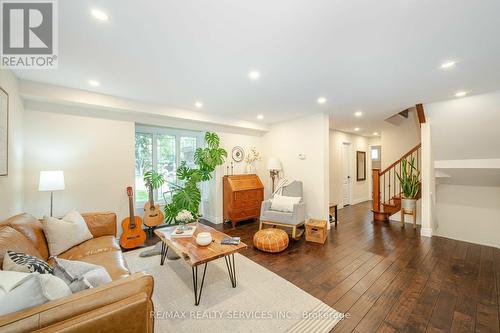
380 143 421 175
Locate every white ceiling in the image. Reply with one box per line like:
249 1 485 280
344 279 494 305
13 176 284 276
14 0 500 136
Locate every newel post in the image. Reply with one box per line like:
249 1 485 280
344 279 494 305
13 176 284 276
372 169 380 212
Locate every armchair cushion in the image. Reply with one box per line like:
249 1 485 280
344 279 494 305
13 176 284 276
260 201 306 226
270 195 302 212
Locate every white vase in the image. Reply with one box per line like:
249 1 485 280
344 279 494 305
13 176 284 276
245 164 255 174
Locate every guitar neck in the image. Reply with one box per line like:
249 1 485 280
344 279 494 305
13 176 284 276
148 186 155 206
128 195 136 228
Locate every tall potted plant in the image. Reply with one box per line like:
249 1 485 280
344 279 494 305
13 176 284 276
396 156 420 212
164 132 227 224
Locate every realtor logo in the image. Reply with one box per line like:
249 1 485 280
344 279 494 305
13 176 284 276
1 0 58 68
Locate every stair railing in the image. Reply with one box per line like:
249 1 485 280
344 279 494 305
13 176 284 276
372 144 421 212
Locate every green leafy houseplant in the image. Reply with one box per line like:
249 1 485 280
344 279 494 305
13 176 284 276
143 170 165 192
164 132 227 223
396 156 420 199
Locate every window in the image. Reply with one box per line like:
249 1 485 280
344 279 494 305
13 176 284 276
371 147 380 161
135 126 203 205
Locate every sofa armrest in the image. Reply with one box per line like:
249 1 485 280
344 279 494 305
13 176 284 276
81 212 117 237
0 272 154 333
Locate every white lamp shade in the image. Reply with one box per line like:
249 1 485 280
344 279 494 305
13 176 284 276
267 157 282 171
38 171 65 191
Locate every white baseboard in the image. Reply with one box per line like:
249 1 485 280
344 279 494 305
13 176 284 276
420 227 433 237
348 197 371 206
202 215 223 224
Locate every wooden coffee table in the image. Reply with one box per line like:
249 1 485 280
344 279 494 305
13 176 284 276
154 222 247 306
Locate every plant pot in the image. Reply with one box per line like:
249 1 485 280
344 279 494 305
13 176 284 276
401 197 417 212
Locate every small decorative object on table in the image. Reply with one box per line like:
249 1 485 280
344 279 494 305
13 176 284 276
175 209 194 232
305 219 328 244
195 232 213 246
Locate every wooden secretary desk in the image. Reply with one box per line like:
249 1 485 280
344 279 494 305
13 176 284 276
223 174 264 228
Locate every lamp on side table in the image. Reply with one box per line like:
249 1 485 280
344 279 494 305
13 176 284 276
38 170 65 217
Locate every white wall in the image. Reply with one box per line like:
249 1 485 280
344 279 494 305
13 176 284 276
434 184 500 248
0 70 24 220
425 90 500 160
329 130 371 208
22 109 135 232
262 113 330 221
424 90 500 247
203 131 266 224
380 109 421 169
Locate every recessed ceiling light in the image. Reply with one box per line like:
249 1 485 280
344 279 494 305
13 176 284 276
440 61 457 69
91 9 108 21
257 114 264 120
88 79 100 87
354 127 360 132
194 102 203 108
373 132 379 136
455 91 467 97
354 111 363 117
317 97 327 104
248 70 261 80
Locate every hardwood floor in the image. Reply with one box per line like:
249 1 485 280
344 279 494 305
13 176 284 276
144 201 500 332
213 201 500 333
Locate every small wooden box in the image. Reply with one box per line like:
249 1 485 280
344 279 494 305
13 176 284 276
305 219 328 244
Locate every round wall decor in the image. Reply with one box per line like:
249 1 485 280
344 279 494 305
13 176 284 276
231 146 245 162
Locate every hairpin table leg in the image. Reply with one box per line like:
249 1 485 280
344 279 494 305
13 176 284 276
224 254 237 288
192 263 208 306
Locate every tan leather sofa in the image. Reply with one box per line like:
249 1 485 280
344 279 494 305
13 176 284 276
0 212 154 333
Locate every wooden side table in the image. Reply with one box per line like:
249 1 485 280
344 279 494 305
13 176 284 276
329 203 338 227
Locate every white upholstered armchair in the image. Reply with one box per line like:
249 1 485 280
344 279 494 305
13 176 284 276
259 181 306 239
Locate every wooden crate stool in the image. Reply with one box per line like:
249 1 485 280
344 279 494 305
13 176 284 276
305 219 328 244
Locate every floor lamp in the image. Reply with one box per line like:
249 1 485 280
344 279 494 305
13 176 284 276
266 157 282 193
38 171 65 217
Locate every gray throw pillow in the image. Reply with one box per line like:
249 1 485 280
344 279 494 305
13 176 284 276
0 273 48 316
52 257 112 293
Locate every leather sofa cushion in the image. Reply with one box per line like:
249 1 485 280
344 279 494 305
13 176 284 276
0 226 44 267
81 212 117 238
49 247 130 281
57 236 121 261
1 214 49 260
74 251 130 281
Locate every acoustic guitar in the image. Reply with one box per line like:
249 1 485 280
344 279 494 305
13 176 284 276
120 187 146 249
143 186 164 228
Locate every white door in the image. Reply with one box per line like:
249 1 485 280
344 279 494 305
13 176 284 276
342 143 351 206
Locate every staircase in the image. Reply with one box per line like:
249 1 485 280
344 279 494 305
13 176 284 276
372 144 421 221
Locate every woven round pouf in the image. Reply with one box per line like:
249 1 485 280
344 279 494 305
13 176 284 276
253 228 289 253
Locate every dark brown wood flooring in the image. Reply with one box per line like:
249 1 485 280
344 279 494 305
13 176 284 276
147 201 500 332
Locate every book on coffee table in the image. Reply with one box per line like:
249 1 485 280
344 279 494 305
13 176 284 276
221 236 240 245
170 225 196 238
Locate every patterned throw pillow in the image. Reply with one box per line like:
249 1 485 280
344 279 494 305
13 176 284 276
2 250 53 274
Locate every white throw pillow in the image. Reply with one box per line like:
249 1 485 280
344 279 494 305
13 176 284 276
270 195 302 213
42 210 93 256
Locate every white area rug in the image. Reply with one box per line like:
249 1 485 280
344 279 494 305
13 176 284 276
125 246 343 333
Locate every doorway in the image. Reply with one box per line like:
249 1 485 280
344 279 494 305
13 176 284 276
342 142 352 206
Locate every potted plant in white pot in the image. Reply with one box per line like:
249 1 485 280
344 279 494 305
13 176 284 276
396 156 420 212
